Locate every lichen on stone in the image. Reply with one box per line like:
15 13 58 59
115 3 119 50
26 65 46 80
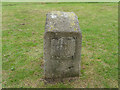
49 25 54 31
71 22 75 26
50 11 75 19
50 14 57 18
74 28 77 31
51 11 62 16
68 12 75 18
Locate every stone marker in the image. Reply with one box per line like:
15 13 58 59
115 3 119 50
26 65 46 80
44 11 82 79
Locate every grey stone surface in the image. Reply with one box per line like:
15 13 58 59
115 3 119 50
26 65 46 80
44 11 82 79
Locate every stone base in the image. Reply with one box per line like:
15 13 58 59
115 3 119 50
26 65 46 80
44 11 82 79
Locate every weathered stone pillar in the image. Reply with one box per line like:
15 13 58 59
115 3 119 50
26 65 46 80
44 11 82 79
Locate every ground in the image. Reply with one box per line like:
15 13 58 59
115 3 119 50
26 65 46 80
2 2 118 88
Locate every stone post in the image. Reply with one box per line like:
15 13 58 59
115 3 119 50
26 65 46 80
44 11 82 79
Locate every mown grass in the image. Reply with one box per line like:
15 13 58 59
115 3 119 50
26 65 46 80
2 2 118 88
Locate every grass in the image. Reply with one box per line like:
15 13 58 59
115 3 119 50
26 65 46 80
2 2 118 88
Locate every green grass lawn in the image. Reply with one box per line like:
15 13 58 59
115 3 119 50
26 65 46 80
2 2 118 88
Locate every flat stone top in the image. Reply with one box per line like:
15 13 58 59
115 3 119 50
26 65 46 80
45 11 81 33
